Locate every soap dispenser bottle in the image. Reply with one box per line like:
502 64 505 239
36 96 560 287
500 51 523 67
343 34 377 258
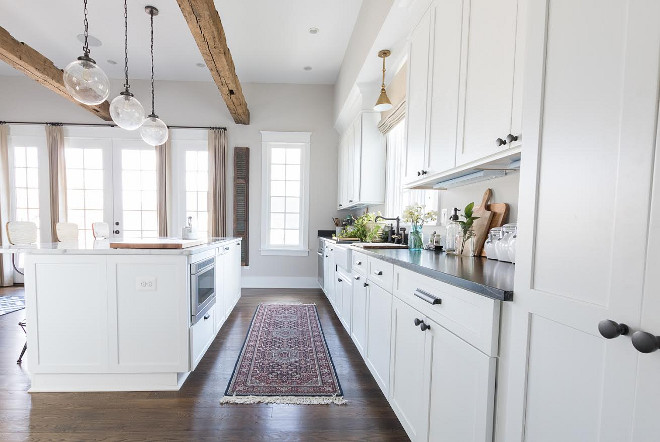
445 208 461 252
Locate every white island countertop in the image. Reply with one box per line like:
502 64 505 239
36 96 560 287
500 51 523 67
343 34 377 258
0 237 241 255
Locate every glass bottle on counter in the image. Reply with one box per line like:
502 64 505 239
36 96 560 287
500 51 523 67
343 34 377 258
484 227 503 260
445 208 461 253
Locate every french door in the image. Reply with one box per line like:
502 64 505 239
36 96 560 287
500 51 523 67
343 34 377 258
64 137 159 244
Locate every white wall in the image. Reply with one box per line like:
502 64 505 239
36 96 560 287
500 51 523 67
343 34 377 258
0 75 339 288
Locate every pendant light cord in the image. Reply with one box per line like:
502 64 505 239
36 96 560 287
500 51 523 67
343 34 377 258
149 9 155 116
123 0 130 92
82 0 90 57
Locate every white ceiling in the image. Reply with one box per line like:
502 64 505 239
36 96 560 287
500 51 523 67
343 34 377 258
0 0 363 84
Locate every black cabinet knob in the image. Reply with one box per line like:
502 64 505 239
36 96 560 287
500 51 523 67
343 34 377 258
598 319 629 339
417 171 421 176
414 318 423 326
337 278 342 282
506 133 519 144
114 230 120 234
203 314 210 320
356 261 362 265
374 270 383 276
420 322 431 331
354 276 360 280
363 282 369 287
421 170 428 175
496 138 507 146
632 331 660 353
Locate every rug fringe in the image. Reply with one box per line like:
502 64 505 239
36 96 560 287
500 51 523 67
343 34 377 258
220 395 347 405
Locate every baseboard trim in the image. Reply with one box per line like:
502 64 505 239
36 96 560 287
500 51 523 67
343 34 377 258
241 276 320 289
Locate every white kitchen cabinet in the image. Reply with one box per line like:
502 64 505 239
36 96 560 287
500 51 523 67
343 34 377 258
337 112 385 209
335 268 352 332
497 1 660 441
230 240 242 308
405 7 433 183
389 298 431 441
455 0 524 166
428 316 496 442
365 282 392 396
215 247 228 332
323 243 336 306
190 304 216 370
351 272 368 358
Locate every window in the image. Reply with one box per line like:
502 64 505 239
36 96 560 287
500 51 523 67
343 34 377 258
385 120 438 219
12 145 41 240
184 149 209 238
65 146 104 246
260 131 311 256
119 148 158 239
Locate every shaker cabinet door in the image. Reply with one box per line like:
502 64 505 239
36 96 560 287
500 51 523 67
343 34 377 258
428 318 496 442
365 283 392 396
389 298 431 441
497 1 660 441
351 274 368 358
455 0 523 166
405 8 433 184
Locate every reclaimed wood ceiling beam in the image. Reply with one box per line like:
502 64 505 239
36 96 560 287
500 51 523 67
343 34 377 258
0 26 112 121
177 0 250 125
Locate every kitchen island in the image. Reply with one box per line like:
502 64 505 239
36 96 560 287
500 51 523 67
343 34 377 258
12 238 241 392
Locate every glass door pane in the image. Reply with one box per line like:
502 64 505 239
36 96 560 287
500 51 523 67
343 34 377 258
113 142 159 239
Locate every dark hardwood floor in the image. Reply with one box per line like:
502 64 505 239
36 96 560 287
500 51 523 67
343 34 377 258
0 286 408 441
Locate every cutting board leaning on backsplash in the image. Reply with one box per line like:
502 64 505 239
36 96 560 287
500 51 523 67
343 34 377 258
463 189 495 256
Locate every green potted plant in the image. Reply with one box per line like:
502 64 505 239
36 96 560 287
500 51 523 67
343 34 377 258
457 202 479 255
402 205 437 251
338 212 382 242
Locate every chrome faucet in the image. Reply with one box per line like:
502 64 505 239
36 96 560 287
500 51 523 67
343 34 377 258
375 215 401 243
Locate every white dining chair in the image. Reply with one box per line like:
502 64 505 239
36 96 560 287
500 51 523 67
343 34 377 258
92 222 110 239
5 221 37 365
55 222 79 242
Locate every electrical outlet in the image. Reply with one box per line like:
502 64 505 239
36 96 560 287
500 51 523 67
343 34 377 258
136 276 156 291
441 209 448 225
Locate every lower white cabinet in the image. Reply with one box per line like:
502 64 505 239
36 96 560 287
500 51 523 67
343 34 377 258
389 297 497 442
351 272 368 358
215 248 227 332
390 298 431 441
366 282 393 395
427 317 496 442
338 271 353 333
190 304 216 370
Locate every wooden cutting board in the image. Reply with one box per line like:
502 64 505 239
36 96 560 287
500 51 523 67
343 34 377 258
479 202 510 257
463 189 494 256
110 239 206 249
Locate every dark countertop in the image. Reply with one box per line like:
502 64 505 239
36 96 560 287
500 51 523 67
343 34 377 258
349 246 514 301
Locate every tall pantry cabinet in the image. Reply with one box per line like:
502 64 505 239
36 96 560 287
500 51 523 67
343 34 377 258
497 1 660 441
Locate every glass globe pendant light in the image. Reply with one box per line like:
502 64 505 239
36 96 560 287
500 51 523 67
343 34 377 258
110 0 145 130
63 0 110 105
140 6 168 146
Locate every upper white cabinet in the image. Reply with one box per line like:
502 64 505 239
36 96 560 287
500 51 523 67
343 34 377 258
456 0 524 165
337 112 385 209
405 0 525 186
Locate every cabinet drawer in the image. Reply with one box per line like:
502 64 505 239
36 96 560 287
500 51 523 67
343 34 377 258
394 266 500 356
190 304 215 370
352 251 367 275
334 245 351 271
368 257 394 292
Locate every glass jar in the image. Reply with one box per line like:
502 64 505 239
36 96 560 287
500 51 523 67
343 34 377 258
456 230 475 256
497 223 517 262
484 227 503 260
506 223 518 263
408 223 424 251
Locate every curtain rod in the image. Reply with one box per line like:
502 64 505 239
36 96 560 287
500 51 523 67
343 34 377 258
0 121 226 130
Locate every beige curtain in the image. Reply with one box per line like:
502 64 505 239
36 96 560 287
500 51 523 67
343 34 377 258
0 123 13 286
155 136 171 237
45 124 67 242
208 128 227 238
378 100 407 134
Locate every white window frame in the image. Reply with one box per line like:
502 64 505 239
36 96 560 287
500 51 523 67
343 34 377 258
260 131 311 256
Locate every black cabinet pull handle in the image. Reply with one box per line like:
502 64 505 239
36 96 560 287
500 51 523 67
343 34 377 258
598 319 629 339
632 331 660 353
496 138 507 146
420 322 431 331
203 314 210 320
363 282 369 287
414 318 423 326
374 270 383 276
506 133 519 144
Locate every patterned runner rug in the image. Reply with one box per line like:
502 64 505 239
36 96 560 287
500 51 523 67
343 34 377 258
0 295 25 316
221 303 345 405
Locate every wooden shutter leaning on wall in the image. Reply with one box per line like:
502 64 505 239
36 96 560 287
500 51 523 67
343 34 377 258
233 147 249 266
